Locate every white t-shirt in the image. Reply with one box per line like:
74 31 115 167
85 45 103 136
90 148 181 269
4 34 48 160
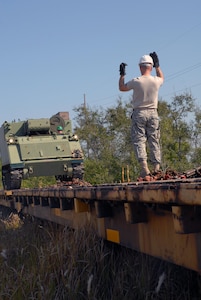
126 75 163 109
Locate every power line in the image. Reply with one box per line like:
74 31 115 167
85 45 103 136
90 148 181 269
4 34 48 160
165 62 201 82
86 61 201 107
161 82 201 99
159 21 201 51
82 20 201 108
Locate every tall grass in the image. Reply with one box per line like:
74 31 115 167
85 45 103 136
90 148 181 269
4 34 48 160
0 209 201 300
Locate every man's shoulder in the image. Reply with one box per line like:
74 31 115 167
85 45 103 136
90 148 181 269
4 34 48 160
153 76 164 83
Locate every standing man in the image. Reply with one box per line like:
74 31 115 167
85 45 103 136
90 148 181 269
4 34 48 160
119 52 164 179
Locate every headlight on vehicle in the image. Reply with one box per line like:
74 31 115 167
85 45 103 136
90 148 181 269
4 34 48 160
8 138 14 144
69 134 79 141
7 137 17 144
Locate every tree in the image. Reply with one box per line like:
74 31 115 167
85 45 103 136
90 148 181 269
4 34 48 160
191 107 201 149
189 107 201 166
159 92 194 172
73 104 107 159
73 98 139 183
73 92 197 184
104 97 139 181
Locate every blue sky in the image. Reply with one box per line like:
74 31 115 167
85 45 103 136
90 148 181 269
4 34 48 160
1 0 201 126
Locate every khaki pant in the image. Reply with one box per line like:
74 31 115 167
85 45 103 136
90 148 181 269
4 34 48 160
131 109 161 170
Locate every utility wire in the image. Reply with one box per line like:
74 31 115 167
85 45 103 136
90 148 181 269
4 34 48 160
88 61 201 107
165 62 201 82
159 21 201 51
85 22 201 107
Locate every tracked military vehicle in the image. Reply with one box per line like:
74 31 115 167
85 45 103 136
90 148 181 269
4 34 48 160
0 112 84 190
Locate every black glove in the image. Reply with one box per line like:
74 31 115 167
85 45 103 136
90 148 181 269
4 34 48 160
119 62 127 76
150 52 159 68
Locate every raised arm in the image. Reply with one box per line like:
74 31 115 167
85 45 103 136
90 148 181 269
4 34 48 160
155 66 164 81
119 63 130 91
119 75 130 91
150 52 164 81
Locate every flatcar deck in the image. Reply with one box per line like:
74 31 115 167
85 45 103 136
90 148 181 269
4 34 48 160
1 178 201 272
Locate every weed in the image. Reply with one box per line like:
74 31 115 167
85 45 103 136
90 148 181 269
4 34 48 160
0 212 201 300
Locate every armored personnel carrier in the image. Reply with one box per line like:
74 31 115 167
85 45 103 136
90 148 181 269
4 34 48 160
0 112 84 190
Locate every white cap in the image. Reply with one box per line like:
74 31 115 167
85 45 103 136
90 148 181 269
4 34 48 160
139 55 153 66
